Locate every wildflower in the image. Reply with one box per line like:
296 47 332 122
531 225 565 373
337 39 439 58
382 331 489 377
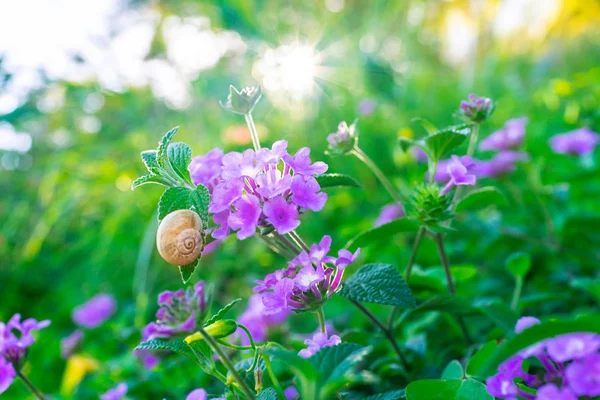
298 332 341 358
536 384 576 400
549 127 600 156
0 357 16 395
475 151 529 179
0 314 50 364
60 330 83 359
459 94 494 123
254 236 359 315
101 382 127 400
439 155 477 195
358 98 377 116
235 294 289 345
141 281 209 342
565 354 600 397
189 148 225 191
479 117 528 151
72 293 116 329
327 121 358 155
209 140 328 240
374 203 406 227
221 85 262 115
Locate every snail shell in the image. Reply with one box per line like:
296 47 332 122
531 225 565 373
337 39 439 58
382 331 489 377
156 209 203 266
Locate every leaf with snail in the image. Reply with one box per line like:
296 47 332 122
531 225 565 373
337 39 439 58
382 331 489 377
157 126 180 168
179 260 198 284
158 185 210 224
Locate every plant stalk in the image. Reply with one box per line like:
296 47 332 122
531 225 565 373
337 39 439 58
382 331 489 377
316 307 327 334
404 226 426 282
351 147 403 203
244 113 261 151
16 370 46 400
262 355 286 399
433 233 455 294
511 277 523 310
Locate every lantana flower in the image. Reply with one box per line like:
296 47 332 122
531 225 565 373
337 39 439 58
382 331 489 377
439 155 477 195
298 332 342 358
327 121 358 155
374 203 406 227
235 294 289 345
479 117 528 151
72 293 117 329
101 383 128 400
459 94 494 123
549 127 600 156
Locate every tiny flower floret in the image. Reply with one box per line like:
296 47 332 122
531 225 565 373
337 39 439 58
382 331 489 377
459 94 494 123
439 155 477 195
327 121 358 155
298 332 342 358
549 127 600 156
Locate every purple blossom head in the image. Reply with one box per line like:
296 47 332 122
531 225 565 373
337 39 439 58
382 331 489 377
536 384 576 400
459 94 494 123
186 388 208 400
327 121 358 155
72 294 116 329
189 148 224 192
439 155 477 196
515 316 540 334
100 383 128 400
60 330 83 359
0 314 50 364
479 117 527 152
298 332 341 358
565 354 600 397
0 357 16 395
374 203 406 227
236 294 290 345
284 386 300 400
358 99 377 116
209 141 329 240
546 333 600 363
255 236 359 315
549 127 600 156
475 151 529 179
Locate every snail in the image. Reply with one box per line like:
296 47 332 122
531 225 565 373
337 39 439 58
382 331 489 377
156 209 203 266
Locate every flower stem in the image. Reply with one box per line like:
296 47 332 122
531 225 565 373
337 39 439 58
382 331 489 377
433 233 455 295
262 354 286 399
316 307 327 334
348 298 408 371
288 230 310 252
351 147 403 203
511 277 523 310
16 370 46 400
404 226 426 282
196 326 255 399
244 113 261 151
466 123 480 156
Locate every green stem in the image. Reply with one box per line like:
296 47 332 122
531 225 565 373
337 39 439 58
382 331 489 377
262 355 286 399
352 147 403 203
348 299 409 371
196 327 255 399
245 113 261 151
16 370 46 400
434 233 455 294
404 226 426 282
217 340 254 351
288 230 310 252
238 324 257 350
276 233 302 256
511 277 523 310
316 307 327 334
466 123 480 156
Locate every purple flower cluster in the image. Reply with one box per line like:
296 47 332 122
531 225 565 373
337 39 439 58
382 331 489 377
437 155 477 195
254 236 360 315
190 141 328 240
374 203 406 227
327 121 358 155
236 294 289 345
0 314 50 394
549 127 600 156
486 316 600 399
298 332 342 358
480 118 528 152
459 94 494 123
475 151 530 179
72 293 117 329
101 382 128 400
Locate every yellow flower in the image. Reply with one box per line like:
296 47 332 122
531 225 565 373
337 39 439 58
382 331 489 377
61 355 100 397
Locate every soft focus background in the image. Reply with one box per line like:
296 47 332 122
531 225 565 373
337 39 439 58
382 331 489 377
1 0 599 398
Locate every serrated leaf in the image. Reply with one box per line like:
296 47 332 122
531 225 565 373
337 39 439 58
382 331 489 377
190 184 210 227
266 348 318 400
315 173 362 189
131 174 171 189
168 142 193 184
441 360 463 380
157 126 180 168
135 339 194 360
424 124 471 162
505 252 531 279
158 185 210 224
346 219 419 251
340 263 416 308
455 187 506 213
141 150 160 173
205 298 242 326
364 390 406 400
179 260 198 283
257 388 279 400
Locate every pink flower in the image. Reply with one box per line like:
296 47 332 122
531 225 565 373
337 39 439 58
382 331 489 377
298 332 341 358
72 294 116 329
549 127 600 156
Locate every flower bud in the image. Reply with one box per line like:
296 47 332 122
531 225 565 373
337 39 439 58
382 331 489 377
184 319 238 344
221 85 262 115
408 184 453 226
459 94 494 123
327 121 358 156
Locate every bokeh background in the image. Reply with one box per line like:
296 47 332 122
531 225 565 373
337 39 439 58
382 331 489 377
1 0 599 398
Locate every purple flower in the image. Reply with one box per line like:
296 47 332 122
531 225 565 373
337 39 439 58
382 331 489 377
375 203 406 227
485 372 519 399
263 196 300 234
479 117 528 151
413 147 428 163
256 236 358 314
72 294 116 329
189 148 224 191
358 99 377 116
475 151 529 178
298 332 341 358
565 354 600 397
60 330 83 359
228 194 262 240
459 94 494 123
284 386 300 399
546 333 600 363
515 316 540 333
0 357 16 395
284 147 328 176
100 383 127 400
549 127 600 156
236 295 289 345
440 155 477 195
186 388 208 400
0 314 50 364
290 175 327 212
536 384 576 400
327 121 358 155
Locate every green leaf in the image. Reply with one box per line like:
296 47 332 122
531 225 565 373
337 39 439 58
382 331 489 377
158 185 211 224
157 126 180 168
412 118 439 135
455 379 493 400
398 137 428 155
135 339 194 360
473 316 600 377
570 277 600 302
364 390 406 400
205 298 242 326
441 360 464 380
190 184 210 227
257 388 279 400
406 379 492 400
424 124 471 162
179 260 198 284
414 294 473 316
131 174 171 189
315 173 362 189
310 344 371 398
505 252 531 279
466 341 497 378
167 142 193 184
346 219 419 251
141 150 160 173
340 263 416 308
456 187 507 213
475 300 518 334
187 340 214 373
267 348 318 399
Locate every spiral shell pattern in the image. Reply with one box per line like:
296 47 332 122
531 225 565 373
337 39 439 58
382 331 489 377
156 210 203 266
